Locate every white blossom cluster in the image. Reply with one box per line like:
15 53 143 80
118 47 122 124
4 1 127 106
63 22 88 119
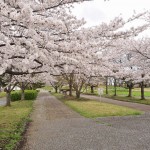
0 0 150 88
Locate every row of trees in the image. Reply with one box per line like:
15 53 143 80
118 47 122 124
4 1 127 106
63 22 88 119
0 0 150 106
106 38 150 99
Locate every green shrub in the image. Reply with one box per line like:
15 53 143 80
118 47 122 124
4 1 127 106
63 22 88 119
11 91 21 101
24 90 38 100
11 90 38 101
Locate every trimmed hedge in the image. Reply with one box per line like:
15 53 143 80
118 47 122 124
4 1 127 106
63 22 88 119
11 90 38 101
11 91 21 101
24 90 38 100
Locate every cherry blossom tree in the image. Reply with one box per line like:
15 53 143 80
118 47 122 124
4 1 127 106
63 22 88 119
14 74 36 100
0 0 90 76
1 74 18 106
126 38 150 99
0 0 150 104
49 76 64 93
103 37 150 99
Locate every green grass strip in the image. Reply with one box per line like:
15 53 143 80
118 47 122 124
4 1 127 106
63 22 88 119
0 100 33 150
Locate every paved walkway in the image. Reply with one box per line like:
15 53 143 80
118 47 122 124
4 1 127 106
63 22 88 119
82 94 150 112
21 91 150 150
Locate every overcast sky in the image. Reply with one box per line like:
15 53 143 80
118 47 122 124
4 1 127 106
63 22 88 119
72 0 150 27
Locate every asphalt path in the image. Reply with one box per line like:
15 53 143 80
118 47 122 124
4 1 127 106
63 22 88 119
21 91 150 150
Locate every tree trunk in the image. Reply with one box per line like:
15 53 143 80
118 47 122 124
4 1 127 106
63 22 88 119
21 89 25 100
76 91 80 99
114 78 117 96
91 86 94 93
6 91 11 106
128 86 132 97
127 81 133 97
69 83 73 96
73 79 85 99
106 76 108 95
141 81 145 100
20 82 26 100
69 73 74 96
55 86 58 93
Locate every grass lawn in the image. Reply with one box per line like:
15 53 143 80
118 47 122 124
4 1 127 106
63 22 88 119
42 86 53 91
105 86 150 97
0 92 6 98
83 86 150 97
104 95 150 105
0 100 33 150
106 88 150 97
83 86 150 105
52 93 142 118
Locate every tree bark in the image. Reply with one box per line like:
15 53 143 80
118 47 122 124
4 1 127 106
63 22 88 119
69 73 74 96
72 76 85 99
69 82 73 96
127 82 133 97
91 86 94 93
21 89 25 100
106 76 108 95
74 83 83 99
6 91 11 106
4 84 12 107
114 78 117 96
128 86 132 97
141 81 145 100
20 82 26 100
55 86 58 93
76 91 80 99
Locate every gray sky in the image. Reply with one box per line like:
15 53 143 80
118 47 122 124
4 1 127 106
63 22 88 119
72 0 150 27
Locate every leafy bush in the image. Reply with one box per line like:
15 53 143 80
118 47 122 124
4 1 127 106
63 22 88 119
11 90 38 101
24 90 38 100
11 91 21 101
